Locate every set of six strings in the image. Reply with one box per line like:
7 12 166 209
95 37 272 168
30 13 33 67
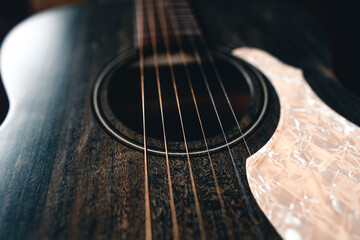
135 0 260 239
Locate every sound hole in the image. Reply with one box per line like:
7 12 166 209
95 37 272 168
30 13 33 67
107 52 251 142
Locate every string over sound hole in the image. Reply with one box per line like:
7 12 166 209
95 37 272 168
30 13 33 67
93 50 267 155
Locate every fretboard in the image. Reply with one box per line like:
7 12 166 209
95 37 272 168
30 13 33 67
135 0 203 49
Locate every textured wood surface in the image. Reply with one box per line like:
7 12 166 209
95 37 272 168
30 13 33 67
196 0 360 126
0 1 359 239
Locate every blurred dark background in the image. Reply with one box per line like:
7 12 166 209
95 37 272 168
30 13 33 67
0 0 359 125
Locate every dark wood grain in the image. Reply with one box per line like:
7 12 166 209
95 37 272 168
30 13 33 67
0 1 358 239
196 0 360 126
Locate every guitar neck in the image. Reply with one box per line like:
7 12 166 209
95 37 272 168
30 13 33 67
135 0 204 49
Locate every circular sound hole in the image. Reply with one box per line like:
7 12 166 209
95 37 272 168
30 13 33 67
107 53 250 142
94 50 267 155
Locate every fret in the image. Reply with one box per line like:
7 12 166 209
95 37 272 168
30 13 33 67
136 29 202 40
136 9 194 16
141 2 190 8
136 17 197 26
136 0 203 48
136 14 197 19
138 1 191 6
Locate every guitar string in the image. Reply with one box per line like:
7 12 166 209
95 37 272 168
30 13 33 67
161 0 233 237
139 0 260 238
204 49 252 156
144 0 179 239
193 26 261 236
155 0 206 239
188 32 261 240
178 1 262 238
175 4 252 156
135 0 152 239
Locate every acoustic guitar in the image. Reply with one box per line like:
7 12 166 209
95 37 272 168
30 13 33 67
0 0 359 239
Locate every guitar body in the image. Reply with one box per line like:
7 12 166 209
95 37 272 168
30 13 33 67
0 1 359 239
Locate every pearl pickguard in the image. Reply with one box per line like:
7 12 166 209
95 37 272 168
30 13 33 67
233 48 360 240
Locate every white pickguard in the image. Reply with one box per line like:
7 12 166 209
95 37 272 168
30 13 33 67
233 48 360 240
